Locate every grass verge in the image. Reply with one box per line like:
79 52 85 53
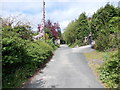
84 50 107 87
84 50 119 88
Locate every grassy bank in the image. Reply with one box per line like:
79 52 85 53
84 50 119 88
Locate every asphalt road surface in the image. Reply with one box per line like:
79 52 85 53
24 45 103 88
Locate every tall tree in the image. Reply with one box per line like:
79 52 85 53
76 13 89 41
91 4 117 39
63 20 77 45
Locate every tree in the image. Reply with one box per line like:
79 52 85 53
76 13 90 42
91 4 120 51
63 20 77 45
63 13 90 46
38 19 61 40
1 15 31 28
91 4 117 39
2 16 33 41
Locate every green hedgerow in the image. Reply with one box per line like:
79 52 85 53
2 30 55 88
99 51 120 88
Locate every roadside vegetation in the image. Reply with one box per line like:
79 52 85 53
84 50 119 88
63 3 120 88
1 16 59 88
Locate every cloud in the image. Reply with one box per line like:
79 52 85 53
0 0 118 32
60 20 71 33
45 1 107 30
1 0 119 2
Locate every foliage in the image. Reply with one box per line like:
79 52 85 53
45 27 53 39
46 39 58 50
109 17 120 34
90 4 118 39
38 19 61 40
95 27 111 51
63 20 77 45
76 13 90 39
91 4 120 88
99 51 120 88
26 41 53 65
90 4 119 51
2 27 55 88
70 40 84 48
63 13 89 46
63 3 120 88
2 25 33 41
2 31 28 66
13 25 33 40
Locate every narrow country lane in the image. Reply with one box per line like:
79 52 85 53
24 45 103 88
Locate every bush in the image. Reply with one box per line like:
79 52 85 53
95 32 118 51
26 41 53 67
2 26 33 40
46 39 58 50
2 31 29 87
108 34 119 49
99 51 119 88
13 26 33 40
2 30 54 88
70 40 84 48
2 31 28 66
95 33 110 51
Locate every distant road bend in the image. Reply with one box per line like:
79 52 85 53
24 45 103 88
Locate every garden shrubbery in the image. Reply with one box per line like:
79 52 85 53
100 51 119 88
2 27 56 88
46 39 58 50
92 5 119 88
95 32 119 51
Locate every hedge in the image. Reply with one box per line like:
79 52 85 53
2 30 55 88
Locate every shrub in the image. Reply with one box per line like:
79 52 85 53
2 30 54 88
95 33 110 51
13 26 33 40
26 40 53 67
2 31 29 87
2 31 28 67
99 51 119 88
46 39 58 50
95 31 118 51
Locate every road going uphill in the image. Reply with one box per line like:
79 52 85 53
24 45 103 88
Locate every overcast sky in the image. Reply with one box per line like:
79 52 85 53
0 0 119 32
